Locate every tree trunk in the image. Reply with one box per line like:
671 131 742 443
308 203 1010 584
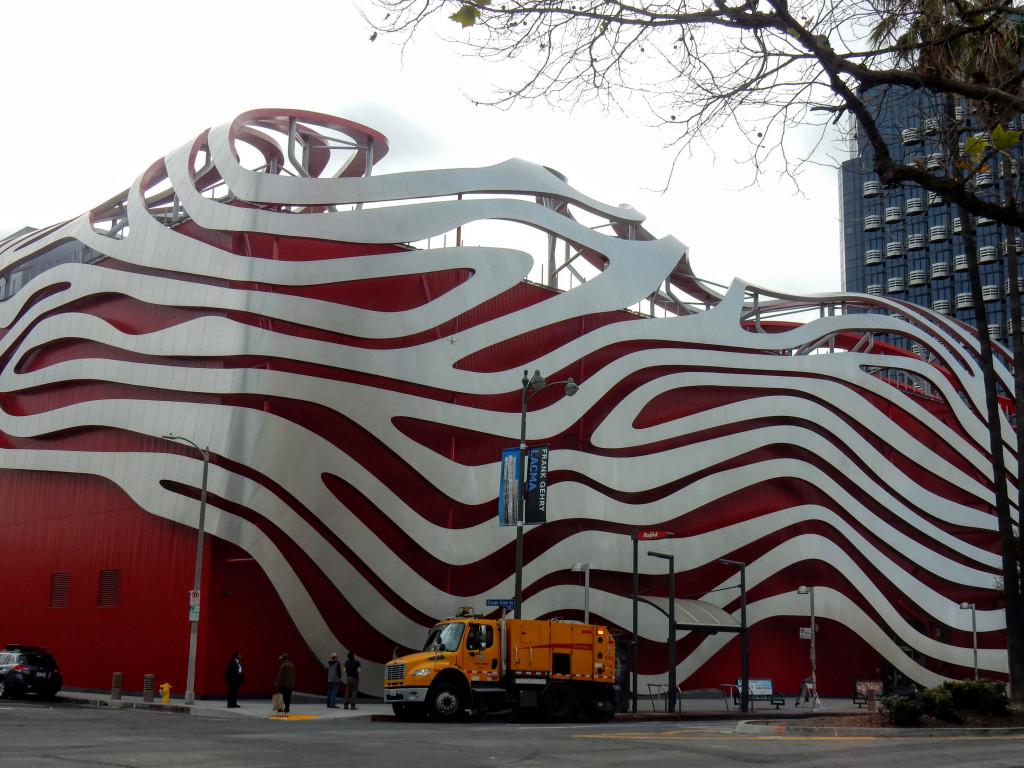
947 94 1024 700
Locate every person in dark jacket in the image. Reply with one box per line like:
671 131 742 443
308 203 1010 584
343 651 360 710
326 652 342 708
275 653 297 713
224 652 244 708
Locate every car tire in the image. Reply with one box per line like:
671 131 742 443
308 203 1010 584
427 682 464 722
0 676 7 699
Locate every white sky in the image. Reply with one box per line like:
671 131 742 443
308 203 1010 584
0 1 842 296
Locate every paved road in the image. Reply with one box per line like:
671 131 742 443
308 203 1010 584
4 697 1024 767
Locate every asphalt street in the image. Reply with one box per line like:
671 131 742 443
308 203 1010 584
3 695 1024 768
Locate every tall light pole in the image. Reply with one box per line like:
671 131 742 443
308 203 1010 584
720 559 749 713
162 433 209 706
797 585 818 708
570 562 590 624
960 602 978 679
648 551 676 713
514 369 578 619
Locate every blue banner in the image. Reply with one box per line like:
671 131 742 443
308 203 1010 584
523 444 549 524
497 445 549 525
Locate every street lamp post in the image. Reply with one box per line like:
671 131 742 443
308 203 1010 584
514 370 578 619
720 559 749 713
571 562 590 624
960 602 978 679
648 551 676 713
797 585 818 708
162 433 209 706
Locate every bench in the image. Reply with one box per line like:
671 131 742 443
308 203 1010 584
854 680 883 707
731 678 785 709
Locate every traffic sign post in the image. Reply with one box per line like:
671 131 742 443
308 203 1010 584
631 529 675 713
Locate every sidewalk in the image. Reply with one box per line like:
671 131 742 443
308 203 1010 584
621 691 866 720
56 689 867 722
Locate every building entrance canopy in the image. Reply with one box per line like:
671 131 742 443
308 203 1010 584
639 597 742 633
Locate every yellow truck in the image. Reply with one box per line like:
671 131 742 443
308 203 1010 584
384 608 618 721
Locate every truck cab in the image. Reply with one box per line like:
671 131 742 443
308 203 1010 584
385 612 503 720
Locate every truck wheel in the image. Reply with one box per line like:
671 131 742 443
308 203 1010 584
541 683 578 722
428 682 464 721
583 697 615 722
393 703 426 721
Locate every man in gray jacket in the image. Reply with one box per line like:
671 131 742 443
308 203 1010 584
326 653 342 708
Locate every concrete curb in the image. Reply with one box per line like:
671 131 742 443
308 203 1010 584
735 720 1024 738
57 692 379 720
67 697 191 715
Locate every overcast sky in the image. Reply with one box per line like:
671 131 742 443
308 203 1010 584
0 1 842 296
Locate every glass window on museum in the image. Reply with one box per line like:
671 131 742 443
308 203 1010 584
0 239 101 302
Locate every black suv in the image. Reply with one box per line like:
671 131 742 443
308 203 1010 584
0 645 62 699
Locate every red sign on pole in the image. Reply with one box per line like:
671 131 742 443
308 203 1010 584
635 530 672 540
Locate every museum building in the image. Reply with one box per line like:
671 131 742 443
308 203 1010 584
0 109 1010 699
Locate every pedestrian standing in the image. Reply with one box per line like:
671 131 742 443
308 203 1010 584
343 651 360 710
275 653 296 714
326 652 342 708
224 651 244 708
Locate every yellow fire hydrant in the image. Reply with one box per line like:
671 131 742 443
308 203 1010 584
159 683 172 704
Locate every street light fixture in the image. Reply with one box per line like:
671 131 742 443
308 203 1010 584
162 433 209 706
720 559 749 713
514 369 578 619
797 585 820 710
570 562 590 624
960 602 978 680
648 551 676 713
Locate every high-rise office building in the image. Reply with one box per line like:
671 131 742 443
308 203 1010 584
840 86 1022 345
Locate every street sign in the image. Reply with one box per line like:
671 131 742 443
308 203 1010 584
635 530 672 540
486 598 516 610
799 627 811 639
189 605 200 622
189 590 201 606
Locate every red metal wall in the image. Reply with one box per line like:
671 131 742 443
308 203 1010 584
0 468 322 698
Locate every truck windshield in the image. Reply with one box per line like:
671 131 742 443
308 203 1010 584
423 622 465 652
